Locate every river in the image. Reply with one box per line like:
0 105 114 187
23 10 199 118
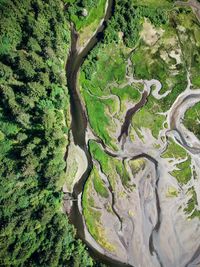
65 1 132 266
64 1 200 266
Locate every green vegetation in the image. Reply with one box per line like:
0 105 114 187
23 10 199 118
184 102 200 140
83 89 117 148
66 0 106 31
133 0 173 6
89 141 130 187
128 159 146 176
3 0 199 264
111 86 140 102
89 141 117 188
184 188 200 219
79 0 199 152
82 177 115 252
176 8 200 88
81 44 127 90
111 85 141 117
65 0 108 49
82 179 101 240
80 43 128 149
166 186 178 198
162 138 187 159
104 0 169 47
131 44 186 95
162 138 192 184
65 145 79 192
0 1 94 266
131 103 165 139
131 22 188 111
93 167 109 198
172 157 192 184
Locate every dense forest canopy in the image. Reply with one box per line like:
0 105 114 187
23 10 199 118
0 0 94 266
1 0 200 266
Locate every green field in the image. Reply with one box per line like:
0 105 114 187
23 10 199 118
184 102 200 140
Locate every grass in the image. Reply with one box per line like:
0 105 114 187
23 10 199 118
111 85 141 120
80 43 128 149
128 159 146 176
81 43 127 92
132 43 186 98
132 0 173 7
66 0 107 48
192 73 200 88
183 102 200 140
162 138 187 159
65 158 78 192
82 174 115 252
162 138 192 184
131 17 190 112
92 166 109 198
171 157 192 184
71 0 107 31
184 188 200 219
77 0 107 48
175 9 200 87
166 186 178 198
80 1 199 217
131 47 151 80
131 104 165 139
111 85 141 102
82 89 117 149
190 46 200 88
89 141 116 187
89 141 131 187
115 164 130 186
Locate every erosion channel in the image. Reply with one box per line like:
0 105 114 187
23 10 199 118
64 1 131 266
64 1 200 267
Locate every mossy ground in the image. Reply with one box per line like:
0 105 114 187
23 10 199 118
67 0 107 32
183 102 200 140
82 165 116 252
89 141 130 188
162 137 192 184
79 0 200 227
80 43 130 149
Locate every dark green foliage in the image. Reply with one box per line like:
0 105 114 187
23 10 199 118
82 45 99 80
184 102 200 140
66 0 99 21
104 0 169 47
0 0 94 266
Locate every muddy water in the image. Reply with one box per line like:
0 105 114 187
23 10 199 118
65 0 200 266
118 91 148 142
65 1 132 266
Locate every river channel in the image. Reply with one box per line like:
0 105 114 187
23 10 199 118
65 1 132 266
64 1 200 266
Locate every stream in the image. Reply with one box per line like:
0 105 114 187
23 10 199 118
65 1 132 266
64 1 200 266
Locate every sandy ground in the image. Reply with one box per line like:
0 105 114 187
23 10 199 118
141 19 164 46
63 131 88 193
65 1 200 265
78 70 200 267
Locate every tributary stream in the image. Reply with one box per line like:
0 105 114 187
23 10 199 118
64 1 200 266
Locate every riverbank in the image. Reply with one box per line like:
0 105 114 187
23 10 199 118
64 0 200 266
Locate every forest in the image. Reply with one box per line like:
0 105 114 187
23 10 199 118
0 0 96 266
1 0 199 266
